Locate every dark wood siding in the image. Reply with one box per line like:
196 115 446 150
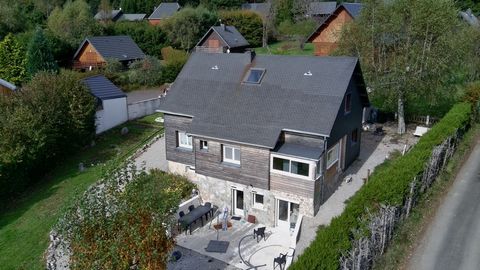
270 172 316 198
164 114 195 166
194 138 270 189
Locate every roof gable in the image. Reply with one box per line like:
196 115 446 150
0 78 17 91
196 25 249 49
148 2 180 20
73 36 145 61
82 75 126 100
161 53 365 148
306 3 363 42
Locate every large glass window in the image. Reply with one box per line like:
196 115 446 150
327 143 339 169
272 157 310 178
177 131 192 149
223 145 240 165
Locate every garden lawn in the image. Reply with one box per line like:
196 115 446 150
0 117 163 270
254 41 314 56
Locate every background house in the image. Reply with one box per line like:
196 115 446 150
159 52 369 227
306 1 337 23
73 35 145 70
306 3 363 56
0 78 17 95
195 25 250 53
241 2 272 18
94 9 146 22
148 2 181 25
82 75 128 134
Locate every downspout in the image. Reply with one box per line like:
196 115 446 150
321 137 328 204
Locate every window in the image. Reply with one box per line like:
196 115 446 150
345 93 352 113
223 145 240 165
351 129 358 144
200 140 208 150
177 131 192 149
244 68 266 84
326 143 339 169
272 157 310 177
252 192 264 209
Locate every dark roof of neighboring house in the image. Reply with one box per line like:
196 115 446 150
73 36 145 61
82 75 126 100
159 52 369 148
197 25 250 49
308 1 337 16
241 3 272 17
306 3 363 42
148 2 180 20
94 9 123 21
459 9 480 27
118 13 147 21
0 78 17 91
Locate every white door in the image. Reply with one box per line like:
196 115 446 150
232 188 244 216
276 199 300 230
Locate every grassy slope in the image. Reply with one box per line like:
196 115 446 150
0 115 163 270
254 41 314 56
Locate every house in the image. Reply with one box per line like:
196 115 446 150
306 1 337 23
148 2 181 25
195 25 250 53
73 36 145 70
241 2 272 18
159 52 369 228
306 3 363 56
82 75 128 134
94 9 146 22
0 78 17 95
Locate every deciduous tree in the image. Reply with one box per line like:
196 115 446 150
220 10 263 47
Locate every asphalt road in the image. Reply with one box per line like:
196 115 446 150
408 141 480 270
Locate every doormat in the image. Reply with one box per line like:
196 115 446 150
205 240 229 253
231 216 241 221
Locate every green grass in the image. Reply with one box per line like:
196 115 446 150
0 116 163 270
254 41 314 56
372 123 480 270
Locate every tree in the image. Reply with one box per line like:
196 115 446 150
47 0 100 47
97 0 112 22
0 33 27 85
161 6 218 50
220 10 263 47
199 0 243 10
274 0 294 25
111 21 167 58
26 27 58 77
336 0 479 134
160 46 188 83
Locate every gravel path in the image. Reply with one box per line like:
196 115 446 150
167 246 240 270
408 141 480 270
134 136 168 172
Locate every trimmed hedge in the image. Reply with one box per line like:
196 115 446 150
290 102 472 270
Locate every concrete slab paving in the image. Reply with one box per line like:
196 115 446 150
134 136 167 172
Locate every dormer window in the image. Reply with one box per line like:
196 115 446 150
244 68 265 84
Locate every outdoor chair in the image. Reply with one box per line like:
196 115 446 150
178 211 185 232
253 227 266 242
205 202 212 220
188 205 195 212
273 253 287 270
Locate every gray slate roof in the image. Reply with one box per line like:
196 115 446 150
94 9 123 21
148 2 180 20
73 36 145 62
197 25 250 49
308 2 337 16
341 3 363 18
0 78 16 91
160 52 364 149
241 3 272 17
118 13 147 21
274 143 324 160
82 75 126 100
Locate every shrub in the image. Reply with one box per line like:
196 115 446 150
128 56 163 87
69 169 195 270
290 102 473 270
160 46 188 83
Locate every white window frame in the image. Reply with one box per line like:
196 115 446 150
315 158 323 179
178 131 192 149
200 140 208 150
270 154 315 180
223 145 241 165
326 143 339 169
252 191 264 209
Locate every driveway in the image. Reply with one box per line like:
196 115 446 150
408 141 480 270
134 136 168 172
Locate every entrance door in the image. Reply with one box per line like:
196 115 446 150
232 188 244 216
276 199 300 230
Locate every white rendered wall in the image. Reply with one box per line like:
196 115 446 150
95 97 128 134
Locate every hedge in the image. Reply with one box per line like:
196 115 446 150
290 102 472 270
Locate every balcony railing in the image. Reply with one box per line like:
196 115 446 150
73 61 106 70
195 46 225 53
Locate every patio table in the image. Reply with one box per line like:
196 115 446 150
179 204 212 234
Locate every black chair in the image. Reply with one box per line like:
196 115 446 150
273 253 287 270
204 202 212 220
178 211 185 232
188 205 195 212
253 227 266 242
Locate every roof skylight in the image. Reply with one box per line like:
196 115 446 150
244 68 265 84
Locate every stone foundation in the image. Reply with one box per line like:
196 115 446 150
168 161 315 227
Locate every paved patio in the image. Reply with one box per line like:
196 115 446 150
175 218 294 270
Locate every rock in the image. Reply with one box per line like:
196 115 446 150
79 163 85 172
121 127 129 135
